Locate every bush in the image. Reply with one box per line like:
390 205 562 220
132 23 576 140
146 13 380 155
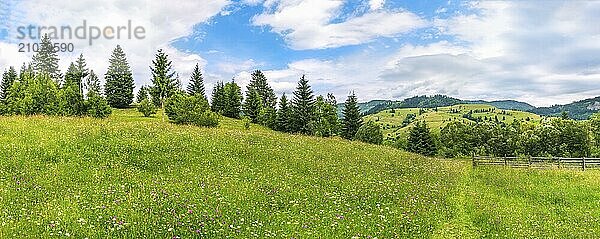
242 117 251 130
7 74 60 115
164 94 219 127
355 121 384 145
138 99 157 117
58 84 85 116
0 102 7 116
85 95 112 119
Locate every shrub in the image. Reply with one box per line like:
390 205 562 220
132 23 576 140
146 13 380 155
7 74 60 115
355 121 384 145
164 94 219 127
85 95 112 119
242 117 251 130
138 99 157 117
58 84 85 116
0 102 7 116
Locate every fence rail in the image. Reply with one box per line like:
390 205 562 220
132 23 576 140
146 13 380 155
472 156 600 170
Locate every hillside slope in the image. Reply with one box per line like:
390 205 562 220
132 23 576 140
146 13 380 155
1 109 600 238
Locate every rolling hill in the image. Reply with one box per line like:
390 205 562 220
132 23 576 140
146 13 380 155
1 109 600 238
530 96 600 120
364 104 542 140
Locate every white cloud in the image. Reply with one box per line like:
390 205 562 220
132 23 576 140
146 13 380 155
252 0 426 50
0 0 229 90
369 0 385 11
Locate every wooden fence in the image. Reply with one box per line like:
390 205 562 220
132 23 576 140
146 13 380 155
472 156 600 170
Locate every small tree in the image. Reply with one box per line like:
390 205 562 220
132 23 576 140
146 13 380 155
138 99 157 117
276 93 292 132
290 75 315 134
85 95 112 119
85 70 102 98
223 81 242 118
312 95 339 137
32 34 62 82
136 86 150 103
243 89 262 122
165 94 219 127
149 49 179 109
407 121 438 156
1 67 18 101
187 63 206 99
355 121 383 145
341 92 362 139
211 81 226 114
258 107 277 129
104 45 134 108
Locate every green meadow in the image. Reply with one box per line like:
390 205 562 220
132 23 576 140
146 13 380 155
1 109 599 238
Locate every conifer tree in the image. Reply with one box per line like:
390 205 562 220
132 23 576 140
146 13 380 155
243 88 262 122
407 121 438 156
75 54 89 94
64 63 78 88
313 95 339 137
341 91 362 140
32 34 61 82
104 45 134 108
85 70 101 98
247 70 277 109
223 80 242 118
211 81 226 113
187 63 205 99
1 67 18 101
149 49 178 108
19 63 34 80
276 93 292 132
136 86 150 103
290 75 316 134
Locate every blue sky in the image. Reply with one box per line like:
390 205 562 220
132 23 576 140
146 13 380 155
1 0 600 106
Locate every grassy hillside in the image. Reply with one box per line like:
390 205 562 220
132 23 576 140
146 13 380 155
365 104 542 140
1 109 600 238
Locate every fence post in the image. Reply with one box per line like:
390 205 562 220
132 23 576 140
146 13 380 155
528 157 531 168
583 157 586 171
472 156 476 167
504 156 507 167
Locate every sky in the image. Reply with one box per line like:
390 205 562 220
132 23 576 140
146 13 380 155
1 0 599 107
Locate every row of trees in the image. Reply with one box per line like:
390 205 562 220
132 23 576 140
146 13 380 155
401 115 600 158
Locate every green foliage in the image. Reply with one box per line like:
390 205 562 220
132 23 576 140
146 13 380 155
187 63 206 99
85 70 101 98
210 81 226 114
312 95 339 137
136 85 150 103
149 49 180 108
290 75 316 134
32 34 62 81
407 121 438 156
58 84 85 116
247 70 277 109
85 95 112 119
401 113 416 127
257 106 277 129
138 99 157 117
355 121 383 145
341 92 362 139
243 89 262 122
105 45 134 108
242 116 251 130
591 113 600 156
276 93 293 132
7 74 60 115
165 94 218 127
222 81 242 119
439 121 474 157
1 66 18 101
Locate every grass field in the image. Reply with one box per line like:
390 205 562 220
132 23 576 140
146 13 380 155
364 104 543 140
1 109 599 238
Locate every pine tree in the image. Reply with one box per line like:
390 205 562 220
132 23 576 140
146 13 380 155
19 63 34 80
243 88 262 122
290 75 316 134
211 81 226 114
32 34 61 82
407 121 438 156
276 93 292 132
149 49 178 108
64 63 78 88
85 70 101 98
75 54 89 94
104 45 134 108
247 70 277 109
1 67 18 101
136 86 150 103
187 63 205 99
341 91 362 140
223 80 242 118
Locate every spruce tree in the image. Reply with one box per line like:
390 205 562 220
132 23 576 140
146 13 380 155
407 121 438 156
19 63 34 80
149 49 178 108
104 45 134 108
85 70 101 98
223 80 242 118
276 93 292 132
247 70 277 109
1 67 18 101
64 63 78 88
187 63 205 99
243 88 262 122
341 91 363 140
32 34 61 82
75 54 89 94
136 86 150 103
211 81 226 113
290 75 316 134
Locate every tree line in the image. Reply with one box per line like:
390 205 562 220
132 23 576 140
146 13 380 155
0 35 383 145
